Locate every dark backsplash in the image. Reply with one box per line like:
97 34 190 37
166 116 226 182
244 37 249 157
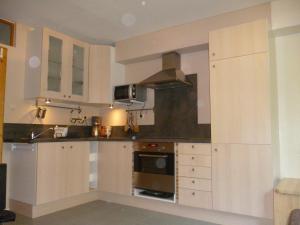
4 74 210 141
152 74 210 138
3 123 92 140
112 74 211 139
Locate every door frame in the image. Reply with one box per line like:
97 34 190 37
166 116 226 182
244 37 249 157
0 47 7 163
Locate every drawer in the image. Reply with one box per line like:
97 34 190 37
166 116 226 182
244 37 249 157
178 154 211 167
178 166 211 179
178 188 212 209
178 177 211 191
177 143 211 155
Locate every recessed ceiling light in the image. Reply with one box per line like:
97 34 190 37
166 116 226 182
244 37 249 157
141 1 146 6
121 13 136 27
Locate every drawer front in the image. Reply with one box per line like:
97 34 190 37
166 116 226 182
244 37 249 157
178 177 211 191
178 188 212 209
177 143 211 155
178 166 211 179
178 154 211 167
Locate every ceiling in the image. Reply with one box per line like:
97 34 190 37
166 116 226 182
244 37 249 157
0 0 272 45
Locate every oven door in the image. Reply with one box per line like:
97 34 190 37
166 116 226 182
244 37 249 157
134 152 174 175
133 152 175 193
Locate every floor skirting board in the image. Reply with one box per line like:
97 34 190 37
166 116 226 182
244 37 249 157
98 191 273 225
9 190 273 225
9 191 98 218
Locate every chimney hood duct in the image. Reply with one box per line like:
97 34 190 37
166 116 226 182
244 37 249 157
139 52 192 89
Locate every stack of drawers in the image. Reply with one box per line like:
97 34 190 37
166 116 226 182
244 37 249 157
177 143 212 209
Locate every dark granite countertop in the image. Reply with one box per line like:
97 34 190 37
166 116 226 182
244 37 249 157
4 136 211 144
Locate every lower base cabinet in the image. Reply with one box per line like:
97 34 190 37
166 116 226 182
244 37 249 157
212 144 273 218
98 142 132 196
8 142 90 206
37 142 90 204
177 143 212 209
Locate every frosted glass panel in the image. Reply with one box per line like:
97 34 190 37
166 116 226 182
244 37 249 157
47 36 62 92
72 45 84 96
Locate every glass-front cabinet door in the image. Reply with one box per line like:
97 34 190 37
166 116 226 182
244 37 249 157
41 28 88 102
41 29 67 100
47 36 62 93
69 40 88 101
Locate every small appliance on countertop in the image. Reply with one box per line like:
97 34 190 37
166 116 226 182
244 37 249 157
91 116 102 137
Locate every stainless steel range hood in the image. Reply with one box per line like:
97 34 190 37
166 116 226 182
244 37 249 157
139 52 191 89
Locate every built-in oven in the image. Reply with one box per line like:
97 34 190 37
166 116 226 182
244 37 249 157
133 142 175 202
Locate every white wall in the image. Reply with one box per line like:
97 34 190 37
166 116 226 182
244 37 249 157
273 33 300 178
101 50 211 126
1 23 102 125
271 0 300 178
271 0 300 30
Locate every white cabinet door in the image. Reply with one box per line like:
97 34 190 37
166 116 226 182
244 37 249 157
210 53 271 144
36 142 90 204
209 19 268 61
88 45 125 104
36 142 67 204
41 28 69 100
212 144 273 218
98 142 132 196
67 40 89 102
65 142 89 197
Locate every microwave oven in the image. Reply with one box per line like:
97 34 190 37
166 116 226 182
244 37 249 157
113 84 146 104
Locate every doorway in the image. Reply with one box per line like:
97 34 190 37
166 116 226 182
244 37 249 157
0 47 7 163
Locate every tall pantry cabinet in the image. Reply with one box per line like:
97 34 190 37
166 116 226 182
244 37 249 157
209 19 273 218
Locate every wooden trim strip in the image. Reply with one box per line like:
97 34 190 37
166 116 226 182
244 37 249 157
0 47 7 163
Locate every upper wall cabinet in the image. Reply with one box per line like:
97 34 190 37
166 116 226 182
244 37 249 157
25 28 89 102
209 20 268 61
89 45 125 104
210 53 271 144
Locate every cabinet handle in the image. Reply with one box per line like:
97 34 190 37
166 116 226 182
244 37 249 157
192 192 195 196
214 148 218 152
192 180 195 184
123 145 127 149
70 145 73 149
191 156 195 160
68 96 71 98
63 95 66 98
61 146 65 149
212 52 216 56
191 145 194 149
212 65 216 68
192 168 195 172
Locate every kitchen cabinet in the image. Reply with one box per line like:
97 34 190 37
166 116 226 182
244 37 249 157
210 53 271 144
209 19 268 61
212 144 273 218
7 142 90 206
177 143 212 209
36 142 89 204
98 141 132 196
25 28 89 102
89 45 125 104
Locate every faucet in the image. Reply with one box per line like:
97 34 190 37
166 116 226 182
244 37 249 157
31 127 54 140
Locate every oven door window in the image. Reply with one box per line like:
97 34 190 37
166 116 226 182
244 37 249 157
134 152 174 175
